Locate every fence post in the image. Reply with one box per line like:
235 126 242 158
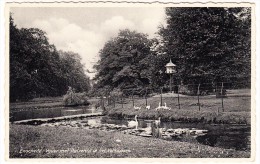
197 84 201 111
215 83 217 97
107 94 109 105
132 89 134 107
31 108 34 119
145 87 148 106
160 87 163 106
101 96 105 111
113 97 115 107
121 96 123 108
177 85 180 109
221 82 224 112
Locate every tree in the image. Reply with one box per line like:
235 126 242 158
158 7 251 88
93 29 153 95
9 15 91 101
59 51 91 93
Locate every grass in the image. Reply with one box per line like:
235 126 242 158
9 124 250 158
8 91 251 158
106 92 251 124
10 97 100 112
9 89 251 124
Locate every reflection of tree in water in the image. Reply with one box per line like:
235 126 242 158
197 132 250 150
197 134 218 147
151 122 162 138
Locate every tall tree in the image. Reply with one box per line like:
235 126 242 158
59 51 91 93
9 15 91 101
93 29 152 94
158 7 251 87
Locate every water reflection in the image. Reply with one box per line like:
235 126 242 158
10 107 94 122
151 122 162 138
98 116 250 151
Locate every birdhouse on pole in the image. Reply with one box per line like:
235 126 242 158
165 59 176 74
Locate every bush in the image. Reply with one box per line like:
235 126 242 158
63 87 90 106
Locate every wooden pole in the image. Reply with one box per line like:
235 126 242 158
121 96 123 108
145 87 148 106
215 83 217 98
113 97 115 107
101 96 105 111
177 85 180 109
132 89 134 107
197 84 201 111
221 82 224 112
170 74 172 93
160 87 163 105
31 108 34 119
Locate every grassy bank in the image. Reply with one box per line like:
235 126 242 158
9 124 250 158
9 93 251 124
9 97 102 122
10 97 99 111
106 95 251 124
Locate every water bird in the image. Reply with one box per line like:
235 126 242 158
115 139 121 143
134 105 141 110
146 105 151 110
128 115 138 129
155 102 162 110
156 102 171 110
155 117 161 126
162 102 171 110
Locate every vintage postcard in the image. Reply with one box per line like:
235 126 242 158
3 0 256 163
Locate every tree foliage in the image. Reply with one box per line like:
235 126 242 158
59 51 91 92
158 7 251 86
10 15 91 101
93 8 251 95
93 29 153 95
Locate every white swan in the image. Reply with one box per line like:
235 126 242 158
162 102 171 110
164 102 167 108
128 115 138 129
155 117 161 126
134 105 141 110
155 102 162 111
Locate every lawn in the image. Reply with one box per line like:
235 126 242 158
106 89 251 124
9 89 251 124
9 124 250 158
8 90 252 158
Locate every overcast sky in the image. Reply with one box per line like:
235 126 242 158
11 7 166 79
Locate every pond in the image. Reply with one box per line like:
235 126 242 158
80 116 250 151
10 106 95 122
16 113 250 151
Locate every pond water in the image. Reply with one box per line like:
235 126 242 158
13 108 250 151
10 107 94 122
82 116 250 151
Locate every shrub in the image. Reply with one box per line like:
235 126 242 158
63 87 90 106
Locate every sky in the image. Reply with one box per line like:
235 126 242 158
11 7 166 79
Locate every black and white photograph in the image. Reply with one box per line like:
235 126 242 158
2 1 256 161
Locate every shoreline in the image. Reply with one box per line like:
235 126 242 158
106 108 250 125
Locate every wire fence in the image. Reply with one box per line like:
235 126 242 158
99 82 251 113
